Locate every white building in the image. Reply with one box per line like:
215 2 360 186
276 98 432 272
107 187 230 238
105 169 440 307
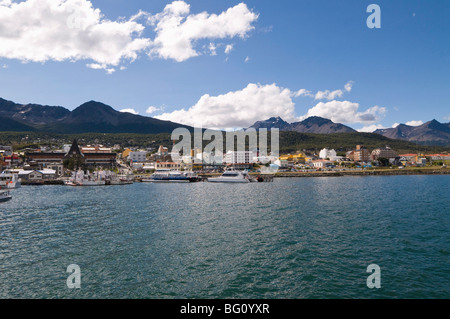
224 151 255 164
319 148 337 160
129 152 147 163
312 160 333 169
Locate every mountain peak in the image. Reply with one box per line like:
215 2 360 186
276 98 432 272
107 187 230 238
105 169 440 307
250 116 355 134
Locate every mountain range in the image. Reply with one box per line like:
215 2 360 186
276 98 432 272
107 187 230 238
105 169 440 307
374 120 450 146
0 98 191 134
250 116 356 134
251 116 450 146
1 97 449 146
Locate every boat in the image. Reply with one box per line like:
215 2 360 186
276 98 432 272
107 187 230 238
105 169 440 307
0 172 22 189
207 170 254 183
142 169 200 183
65 170 106 186
0 189 12 202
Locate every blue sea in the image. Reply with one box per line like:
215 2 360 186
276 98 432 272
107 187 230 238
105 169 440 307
0 175 449 299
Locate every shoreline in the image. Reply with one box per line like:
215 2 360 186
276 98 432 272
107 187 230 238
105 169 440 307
271 169 450 178
17 168 450 185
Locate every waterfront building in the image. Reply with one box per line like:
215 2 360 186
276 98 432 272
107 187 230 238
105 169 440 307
129 151 147 163
155 162 182 170
371 146 398 161
312 160 334 169
224 151 255 165
348 145 371 162
18 169 56 182
26 139 117 168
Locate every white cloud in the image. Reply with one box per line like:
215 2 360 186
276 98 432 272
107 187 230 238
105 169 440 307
146 106 162 114
344 81 354 92
156 83 297 128
148 1 258 62
299 100 386 124
294 89 313 98
315 89 344 100
0 0 151 72
0 1 257 71
405 120 423 126
224 44 233 54
392 123 400 128
208 42 217 56
314 81 353 100
244 56 250 63
444 116 450 122
120 108 139 115
358 124 385 133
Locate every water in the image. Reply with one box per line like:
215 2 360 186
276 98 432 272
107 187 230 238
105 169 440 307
0 175 449 299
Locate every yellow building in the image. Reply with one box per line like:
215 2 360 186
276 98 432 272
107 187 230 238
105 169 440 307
122 148 132 159
280 153 306 164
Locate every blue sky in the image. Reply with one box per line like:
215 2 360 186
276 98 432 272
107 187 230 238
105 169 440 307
0 0 449 131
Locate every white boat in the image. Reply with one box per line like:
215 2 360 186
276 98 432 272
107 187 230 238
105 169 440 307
0 190 12 202
142 169 200 183
208 170 253 183
65 170 106 186
0 173 22 189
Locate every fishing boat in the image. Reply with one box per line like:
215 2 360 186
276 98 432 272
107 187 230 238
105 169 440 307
208 170 254 183
0 172 22 189
0 189 12 202
142 169 200 183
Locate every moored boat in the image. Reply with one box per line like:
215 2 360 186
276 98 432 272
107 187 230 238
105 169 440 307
208 170 253 183
0 172 22 189
142 169 200 183
0 189 12 202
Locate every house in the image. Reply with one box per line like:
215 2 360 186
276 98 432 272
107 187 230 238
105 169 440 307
312 160 334 169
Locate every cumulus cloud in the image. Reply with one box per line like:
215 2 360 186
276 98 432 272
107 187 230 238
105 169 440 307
358 124 385 133
224 44 234 54
146 106 162 115
344 81 354 92
0 0 151 72
156 83 297 128
148 1 258 62
314 81 353 100
120 108 139 115
299 100 386 124
393 120 424 127
0 1 258 71
294 89 313 98
405 120 424 126
315 89 343 100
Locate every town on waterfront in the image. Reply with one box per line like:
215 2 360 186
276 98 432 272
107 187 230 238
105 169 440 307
1 137 449 188
1 0 449 305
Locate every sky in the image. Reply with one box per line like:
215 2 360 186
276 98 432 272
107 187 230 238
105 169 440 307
0 0 449 131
